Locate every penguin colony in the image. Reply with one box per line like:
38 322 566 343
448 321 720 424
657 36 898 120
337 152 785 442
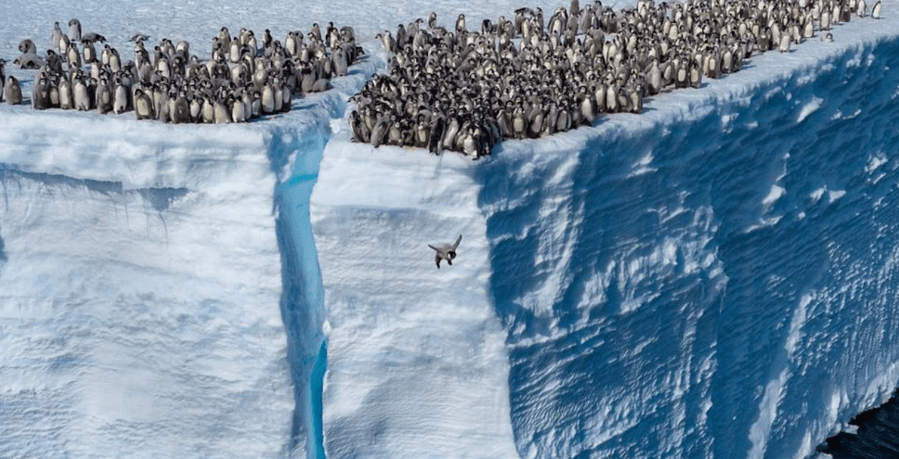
349 0 884 158
3 18 363 123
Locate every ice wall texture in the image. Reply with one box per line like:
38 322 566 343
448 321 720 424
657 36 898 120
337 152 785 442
478 34 899 459
0 117 295 458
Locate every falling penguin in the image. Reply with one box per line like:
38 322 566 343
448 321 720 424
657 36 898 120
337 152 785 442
428 235 462 269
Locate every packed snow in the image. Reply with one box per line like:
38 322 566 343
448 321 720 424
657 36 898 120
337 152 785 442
1 0 899 459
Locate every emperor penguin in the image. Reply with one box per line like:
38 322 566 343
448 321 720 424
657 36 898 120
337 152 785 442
261 82 275 114
133 88 154 119
82 39 97 63
48 76 60 107
68 19 82 42
190 95 203 121
19 39 37 54
201 96 215 123
81 32 106 43
872 0 882 18
456 13 467 33
33 76 51 109
108 48 122 72
230 94 247 122
428 115 446 155
349 110 371 143
369 115 390 148
4 76 23 105
58 78 74 109
779 33 791 53
14 53 44 69
170 91 191 123
428 12 438 30
51 21 65 51
73 76 90 110
428 235 462 269
213 96 232 123
95 77 112 114
113 78 128 114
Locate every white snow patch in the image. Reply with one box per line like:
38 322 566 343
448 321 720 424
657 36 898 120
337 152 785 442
748 370 788 459
763 185 786 206
797 97 824 123
828 190 846 203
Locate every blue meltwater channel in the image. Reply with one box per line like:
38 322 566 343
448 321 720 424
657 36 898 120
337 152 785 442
269 125 328 459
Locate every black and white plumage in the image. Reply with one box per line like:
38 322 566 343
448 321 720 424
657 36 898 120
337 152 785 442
428 235 462 269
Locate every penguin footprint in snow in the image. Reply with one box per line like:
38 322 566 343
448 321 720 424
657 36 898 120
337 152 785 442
428 235 462 269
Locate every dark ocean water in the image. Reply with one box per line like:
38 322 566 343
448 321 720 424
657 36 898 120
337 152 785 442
820 390 899 458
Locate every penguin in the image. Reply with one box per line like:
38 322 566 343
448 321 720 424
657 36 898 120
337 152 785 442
333 47 349 77
171 92 191 123
251 90 262 117
51 21 65 52
82 39 97 63
349 110 371 143
48 77 60 107
95 78 112 114
779 33 791 53
0 58 5 90
872 0 882 18
154 85 169 122
200 96 215 123
261 83 276 114
33 76 51 109
57 33 70 55
428 115 446 155
280 80 292 112
230 94 247 122
629 85 644 114
510 106 527 139
19 39 37 54
456 13 467 33
369 115 390 148
108 48 122 72
412 114 430 147
58 78 74 109
13 53 44 69
113 78 129 114
310 23 322 43
81 32 106 43
133 88 154 119
68 18 82 42
689 62 702 89
4 76 23 105
387 120 404 146
428 235 462 269
73 77 90 110
213 96 232 123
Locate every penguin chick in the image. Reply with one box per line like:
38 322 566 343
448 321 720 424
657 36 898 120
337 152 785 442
428 234 462 269
5 76 23 105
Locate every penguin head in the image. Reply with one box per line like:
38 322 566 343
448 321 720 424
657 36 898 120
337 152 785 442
447 250 456 261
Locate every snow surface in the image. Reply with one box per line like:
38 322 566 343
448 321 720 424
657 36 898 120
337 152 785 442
1 1 899 459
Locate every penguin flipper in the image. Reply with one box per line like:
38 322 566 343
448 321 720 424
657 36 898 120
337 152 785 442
428 244 440 252
452 234 462 250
